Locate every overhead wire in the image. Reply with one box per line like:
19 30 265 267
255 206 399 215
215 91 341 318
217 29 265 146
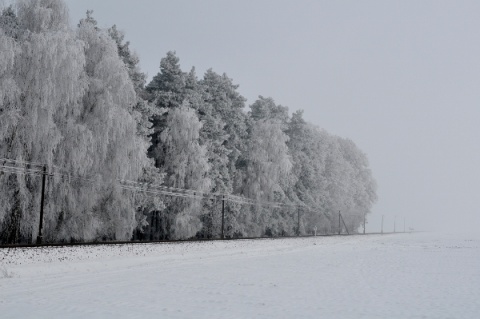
0 158 325 211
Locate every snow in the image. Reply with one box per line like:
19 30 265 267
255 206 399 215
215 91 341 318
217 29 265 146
1 232 479 318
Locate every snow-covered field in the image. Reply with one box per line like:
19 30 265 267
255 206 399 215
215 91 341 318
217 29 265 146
1 232 479 319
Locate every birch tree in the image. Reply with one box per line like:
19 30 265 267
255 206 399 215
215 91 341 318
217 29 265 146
234 97 292 236
147 52 211 239
0 1 158 243
150 104 210 239
0 0 89 242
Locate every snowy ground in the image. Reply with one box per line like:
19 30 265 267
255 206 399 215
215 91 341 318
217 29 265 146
1 232 479 319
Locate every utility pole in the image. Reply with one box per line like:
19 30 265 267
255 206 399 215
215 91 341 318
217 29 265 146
338 211 341 235
221 195 225 239
36 165 47 245
363 211 366 234
297 208 300 236
340 213 349 235
381 215 384 234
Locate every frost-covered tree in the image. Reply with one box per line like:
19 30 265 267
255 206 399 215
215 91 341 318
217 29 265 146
332 137 377 232
200 69 248 194
1 0 377 243
233 97 292 236
0 1 159 243
107 24 158 140
146 51 186 109
243 97 292 201
0 5 21 39
146 52 220 239
284 111 330 234
193 69 249 238
242 119 291 201
67 10 158 241
284 110 377 234
149 104 210 239
146 51 188 170
108 24 146 94
106 22 164 237
0 0 88 243
0 20 20 243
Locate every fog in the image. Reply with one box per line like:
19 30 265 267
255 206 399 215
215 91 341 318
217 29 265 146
64 0 480 233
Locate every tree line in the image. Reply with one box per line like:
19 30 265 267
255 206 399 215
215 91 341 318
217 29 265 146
0 0 377 244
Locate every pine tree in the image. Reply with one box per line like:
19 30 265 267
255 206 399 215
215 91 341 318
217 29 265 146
200 69 248 194
146 52 212 239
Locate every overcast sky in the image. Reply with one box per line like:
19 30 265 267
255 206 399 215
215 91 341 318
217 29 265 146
63 0 480 233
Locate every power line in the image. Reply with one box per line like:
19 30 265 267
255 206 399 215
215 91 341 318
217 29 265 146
0 158 330 213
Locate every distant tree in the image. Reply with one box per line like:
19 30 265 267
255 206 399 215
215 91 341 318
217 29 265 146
285 110 331 234
334 137 377 232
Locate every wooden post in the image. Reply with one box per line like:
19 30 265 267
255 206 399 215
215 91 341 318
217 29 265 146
221 195 225 239
36 165 47 245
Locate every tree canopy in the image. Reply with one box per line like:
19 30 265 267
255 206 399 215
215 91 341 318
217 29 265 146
0 0 376 243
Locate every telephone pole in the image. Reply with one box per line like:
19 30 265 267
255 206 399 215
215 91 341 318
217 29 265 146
363 211 366 234
36 165 47 244
221 195 225 239
297 208 300 236
381 215 384 234
338 211 341 235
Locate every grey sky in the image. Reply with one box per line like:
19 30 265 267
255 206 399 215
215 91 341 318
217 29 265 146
64 0 480 233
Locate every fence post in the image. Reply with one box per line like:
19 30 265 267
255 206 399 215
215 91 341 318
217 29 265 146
36 165 47 245
221 195 225 239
